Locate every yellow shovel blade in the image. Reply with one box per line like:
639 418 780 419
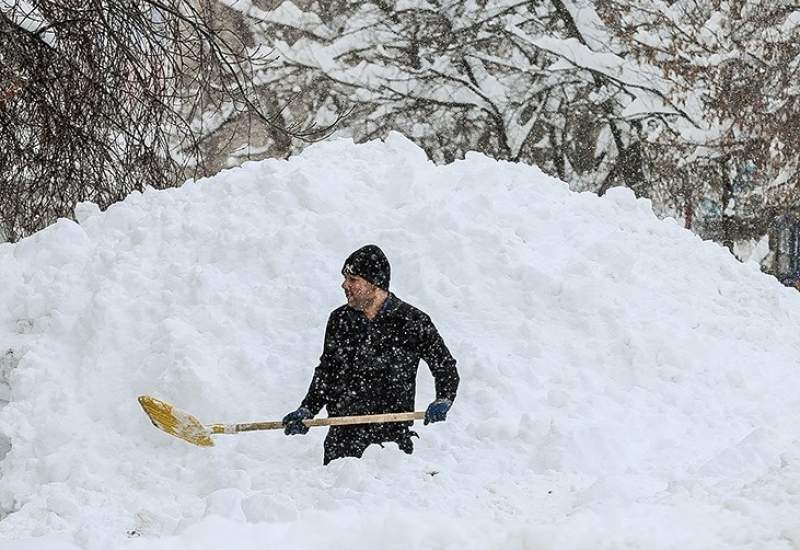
138 395 215 447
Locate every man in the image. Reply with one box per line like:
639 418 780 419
282 244 460 465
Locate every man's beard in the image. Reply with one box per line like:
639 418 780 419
346 292 372 311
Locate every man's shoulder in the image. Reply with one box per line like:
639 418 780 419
329 304 353 320
389 296 431 324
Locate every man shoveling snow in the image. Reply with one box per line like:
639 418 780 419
282 244 460 464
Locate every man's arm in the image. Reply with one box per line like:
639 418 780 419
299 313 339 416
419 315 459 402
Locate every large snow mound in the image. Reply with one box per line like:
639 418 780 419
2 133 800 549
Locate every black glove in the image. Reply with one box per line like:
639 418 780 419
424 399 452 425
282 406 313 435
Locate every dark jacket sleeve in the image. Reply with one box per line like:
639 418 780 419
419 315 459 402
300 313 339 415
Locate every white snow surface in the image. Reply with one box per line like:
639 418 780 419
3 133 800 549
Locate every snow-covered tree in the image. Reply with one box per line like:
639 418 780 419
0 0 330 241
222 0 655 195
596 0 800 249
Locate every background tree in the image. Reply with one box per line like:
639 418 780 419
596 0 800 251
217 0 656 195
0 0 333 242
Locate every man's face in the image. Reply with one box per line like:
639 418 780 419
342 273 377 310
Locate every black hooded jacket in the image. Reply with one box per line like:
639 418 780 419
301 293 459 421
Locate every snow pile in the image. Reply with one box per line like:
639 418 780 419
3 133 800 549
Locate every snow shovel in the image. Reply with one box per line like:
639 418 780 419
138 395 425 447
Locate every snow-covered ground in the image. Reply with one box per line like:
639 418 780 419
2 134 800 549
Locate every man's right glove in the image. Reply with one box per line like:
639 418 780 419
282 406 313 435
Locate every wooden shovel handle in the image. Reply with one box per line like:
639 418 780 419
212 411 425 434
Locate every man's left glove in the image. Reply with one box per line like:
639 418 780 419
424 399 452 425
282 406 313 435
